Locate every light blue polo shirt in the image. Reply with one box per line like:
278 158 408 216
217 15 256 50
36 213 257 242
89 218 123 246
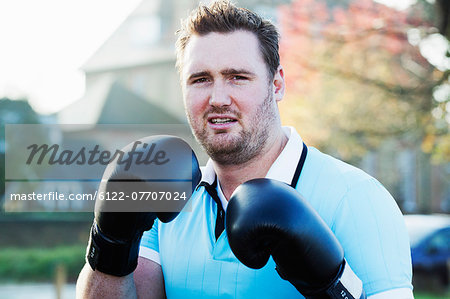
139 127 413 298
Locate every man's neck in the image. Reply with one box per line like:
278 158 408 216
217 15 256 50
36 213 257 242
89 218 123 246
213 127 288 200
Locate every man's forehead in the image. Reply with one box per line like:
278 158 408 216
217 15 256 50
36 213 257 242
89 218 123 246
182 30 265 76
187 30 260 50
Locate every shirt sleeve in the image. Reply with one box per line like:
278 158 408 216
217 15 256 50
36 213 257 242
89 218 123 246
139 219 161 264
367 288 414 299
331 177 413 296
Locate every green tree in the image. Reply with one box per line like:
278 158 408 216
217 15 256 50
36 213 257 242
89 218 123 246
278 0 448 164
0 98 45 200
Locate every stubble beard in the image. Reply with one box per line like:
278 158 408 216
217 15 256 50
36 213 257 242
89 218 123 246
188 88 277 165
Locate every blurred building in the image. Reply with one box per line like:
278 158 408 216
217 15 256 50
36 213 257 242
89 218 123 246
58 0 189 124
361 141 450 214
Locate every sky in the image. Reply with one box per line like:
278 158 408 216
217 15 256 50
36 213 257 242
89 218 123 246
0 0 142 114
0 0 446 115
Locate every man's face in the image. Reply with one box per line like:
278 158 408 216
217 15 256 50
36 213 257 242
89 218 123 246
181 30 283 165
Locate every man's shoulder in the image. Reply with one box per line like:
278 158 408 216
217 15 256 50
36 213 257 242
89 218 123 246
298 147 387 225
304 146 372 186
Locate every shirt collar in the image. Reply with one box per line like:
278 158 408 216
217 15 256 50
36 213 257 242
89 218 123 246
200 159 217 185
199 159 229 210
265 126 303 185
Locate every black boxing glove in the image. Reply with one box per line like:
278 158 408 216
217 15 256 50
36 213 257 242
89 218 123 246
86 135 201 276
226 178 366 299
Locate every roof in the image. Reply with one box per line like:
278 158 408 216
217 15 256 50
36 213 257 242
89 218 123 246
97 81 184 124
58 75 113 124
58 80 184 125
81 0 176 73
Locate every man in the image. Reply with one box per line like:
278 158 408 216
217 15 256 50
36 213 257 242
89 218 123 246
76 1 413 298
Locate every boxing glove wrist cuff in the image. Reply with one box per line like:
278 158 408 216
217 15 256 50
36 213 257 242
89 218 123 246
290 260 365 299
327 261 366 299
323 260 366 299
86 222 141 277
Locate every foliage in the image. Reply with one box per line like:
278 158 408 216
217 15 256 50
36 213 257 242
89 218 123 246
278 0 448 163
414 292 450 299
0 245 85 282
0 98 43 197
0 98 50 200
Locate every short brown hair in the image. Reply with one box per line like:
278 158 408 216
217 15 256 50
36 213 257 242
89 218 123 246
176 0 280 79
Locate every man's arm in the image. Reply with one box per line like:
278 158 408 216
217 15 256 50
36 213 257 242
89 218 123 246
332 177 413 297
76 257 165 299
76 263 137 299
76 135 201 298
134 257 166 299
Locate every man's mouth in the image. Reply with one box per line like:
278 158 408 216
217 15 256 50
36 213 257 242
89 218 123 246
209 118 236 124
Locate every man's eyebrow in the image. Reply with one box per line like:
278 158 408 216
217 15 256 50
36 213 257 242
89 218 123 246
187 71 211 81
186 69 256 81
221 68 256 77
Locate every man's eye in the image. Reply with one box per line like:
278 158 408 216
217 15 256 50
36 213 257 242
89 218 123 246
232 76 247 80
192 78 208 84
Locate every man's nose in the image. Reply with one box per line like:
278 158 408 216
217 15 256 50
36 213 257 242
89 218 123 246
209 81 232 106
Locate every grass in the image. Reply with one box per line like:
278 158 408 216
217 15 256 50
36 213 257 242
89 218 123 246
415 293 449 299
0 245 85 282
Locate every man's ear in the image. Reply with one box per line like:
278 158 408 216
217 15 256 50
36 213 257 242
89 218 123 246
272 65 285 103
